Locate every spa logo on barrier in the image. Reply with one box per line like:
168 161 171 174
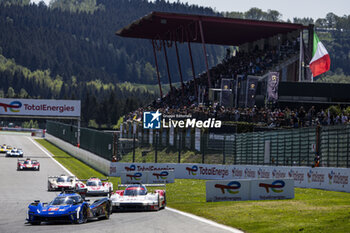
328 170 335 184
307 170 325 183
152 171 169 180
328 170 348 186
143 110 162 129
126 172 142 181
272 169 286 179
215 181 241 194
186 165 198 175
125 165 136 171
0 101 22 112
259 180 285 193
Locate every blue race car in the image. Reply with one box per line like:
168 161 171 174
27 192 112 225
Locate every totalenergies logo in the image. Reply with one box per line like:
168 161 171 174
125 165 136 171
186 165 198 175
126 172 142 180
153 171 168 180
215 181 241 194
0 101 22 112
259 180 285 193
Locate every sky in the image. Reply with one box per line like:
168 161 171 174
32 0 349 21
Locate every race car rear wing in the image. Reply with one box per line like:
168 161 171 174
80 177 109 182
48 175 77 179
117 183 166 189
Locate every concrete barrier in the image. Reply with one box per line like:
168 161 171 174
45 133 110 175
111 162 350 193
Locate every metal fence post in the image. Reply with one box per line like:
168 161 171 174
223 135 226 164
202 133 205 164
347 126 349 168
132 134 135 163
155 131 158 163
178 132 181 163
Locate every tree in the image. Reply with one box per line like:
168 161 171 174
245 8 265 20
266 10 281 22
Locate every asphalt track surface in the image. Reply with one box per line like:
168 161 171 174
0 133 240 233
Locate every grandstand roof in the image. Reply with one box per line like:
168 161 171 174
116 11 308 46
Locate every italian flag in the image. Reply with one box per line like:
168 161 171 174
309 32 330 77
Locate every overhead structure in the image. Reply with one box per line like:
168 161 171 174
0 98 81 146
116 11 310 96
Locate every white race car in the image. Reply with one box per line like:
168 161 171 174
110 184 166 211
6 148 23 157
80 177 113 196
47 174 84 191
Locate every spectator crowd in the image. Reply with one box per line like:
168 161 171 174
123 37 350 129
126 105 350 129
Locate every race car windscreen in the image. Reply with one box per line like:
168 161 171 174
124 186 147 196
87 180 102 186
57 177 69 183
51 196 82 205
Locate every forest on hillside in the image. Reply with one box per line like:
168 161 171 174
0 0 224 85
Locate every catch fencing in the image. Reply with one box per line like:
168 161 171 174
46 120 350 168
119 122 350 168
46 121 113 160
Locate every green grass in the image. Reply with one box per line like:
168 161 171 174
36 139 350 233
35 139 120 185
119 146 225 164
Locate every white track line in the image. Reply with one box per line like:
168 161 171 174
166 207 244 233
28 136 243 233
27 137 73 176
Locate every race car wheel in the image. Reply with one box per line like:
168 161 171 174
76 205 88 224
157 194 161 211
98 203 110 220
162 193 167 209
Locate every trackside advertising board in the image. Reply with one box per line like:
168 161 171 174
148 170 175 184
120 171 148 184
250 179 294 200
206 180 251 202
120 171 174 184
0 98 81 117
110 162 350 193
206 179 294 202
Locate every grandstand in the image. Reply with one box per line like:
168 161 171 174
116 11 312 109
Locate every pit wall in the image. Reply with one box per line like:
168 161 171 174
45 133 110 175
110 162 350 193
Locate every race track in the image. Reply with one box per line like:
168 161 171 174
0 133 238 233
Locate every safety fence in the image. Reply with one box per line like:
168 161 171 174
46 120 350 168
119 121 350 168
46 121 113 160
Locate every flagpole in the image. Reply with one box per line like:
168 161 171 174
299 30 303 82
